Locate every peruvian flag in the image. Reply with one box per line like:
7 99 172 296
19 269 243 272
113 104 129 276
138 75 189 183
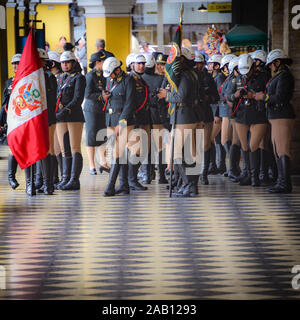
7 28 49 169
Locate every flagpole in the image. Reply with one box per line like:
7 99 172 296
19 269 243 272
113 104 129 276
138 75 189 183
168 4 184 198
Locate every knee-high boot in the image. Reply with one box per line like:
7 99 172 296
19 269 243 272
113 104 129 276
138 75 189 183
8 155 19 189
103 158 120 197
52 155 59 186
128 153 147 191
25 166 36 196
208 143 218 175
200 149 210 185
142 153 153 184
228 144 241 182
268 155 292 193
250 149 260 187
158 150 168 184
239 150 251 186
216 143 227 174
41 154 53 195
61 153 83 190
34 161 43 189
56 156 72 189
115 164 130 195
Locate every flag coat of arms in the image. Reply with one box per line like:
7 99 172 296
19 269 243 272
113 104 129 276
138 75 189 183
7 28 49 169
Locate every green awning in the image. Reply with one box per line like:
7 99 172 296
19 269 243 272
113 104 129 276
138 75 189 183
226 24 267 47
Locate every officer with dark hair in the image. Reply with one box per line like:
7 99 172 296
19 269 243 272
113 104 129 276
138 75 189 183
158 47 199 197
0 54 22 190
142 54 168 184
194 52 219 185
254 49 295 193
128 54 151 191
207 54 223 175
32 49 57 195
83 50 109 175
55 50 86 190
155 53 168 76
101 57 136 196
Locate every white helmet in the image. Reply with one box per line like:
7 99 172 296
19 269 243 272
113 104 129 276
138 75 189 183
145 54 156 68
11 53 22 64
181 47 195 61
103 57 121 78
126 53 136 67
238 53 254 75
266 49 288 66
133 54 146 64
194 52 205 63
252 50 267 63
60 50 76 62
48 51 61 63
208 54 222 65
38 48 49 60
220 54 236 69
229 56 240 75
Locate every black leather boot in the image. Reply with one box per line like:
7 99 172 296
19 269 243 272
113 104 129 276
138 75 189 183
174 163 197 197
166 165 180 190
250 149 260 187
173 163 189 197
34 161 43 189
208 143 218 175
259 148 270 185
268 149 278 182
41 154 53 195
25 166 36 196
268 155 292 193
228 144 241 182
216 143 226 175
239 150 251 186
61 153 83 190
142 153 153 184
115 164 130 195
103 158 120 197
56 156 72 190
55 153 62 188
128 155 147 191
8 155 19 189
200 149 210 185
52 155 59 186
158 150 168 184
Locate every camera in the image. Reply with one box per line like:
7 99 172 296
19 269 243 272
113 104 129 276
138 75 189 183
239 88 248 96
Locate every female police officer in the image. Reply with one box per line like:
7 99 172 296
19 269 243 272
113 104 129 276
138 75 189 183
0 54 21 189
254 49 295 193
227 53 269 187
158 47 199 197
83 50 109 175
142 54 168 184
55 51 86 190
194 52 219 185
35 49 57 195
128 54 151 190
101 57 136 196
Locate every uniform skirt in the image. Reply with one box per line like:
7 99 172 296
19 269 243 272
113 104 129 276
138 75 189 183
84 111 106 146
219 103 231 118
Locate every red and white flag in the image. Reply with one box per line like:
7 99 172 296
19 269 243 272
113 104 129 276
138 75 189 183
7 28 49 169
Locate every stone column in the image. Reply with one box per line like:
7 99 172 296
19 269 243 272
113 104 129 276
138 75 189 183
78 0 135 71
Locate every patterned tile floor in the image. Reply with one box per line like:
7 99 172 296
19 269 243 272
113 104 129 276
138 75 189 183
0 145 300 300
